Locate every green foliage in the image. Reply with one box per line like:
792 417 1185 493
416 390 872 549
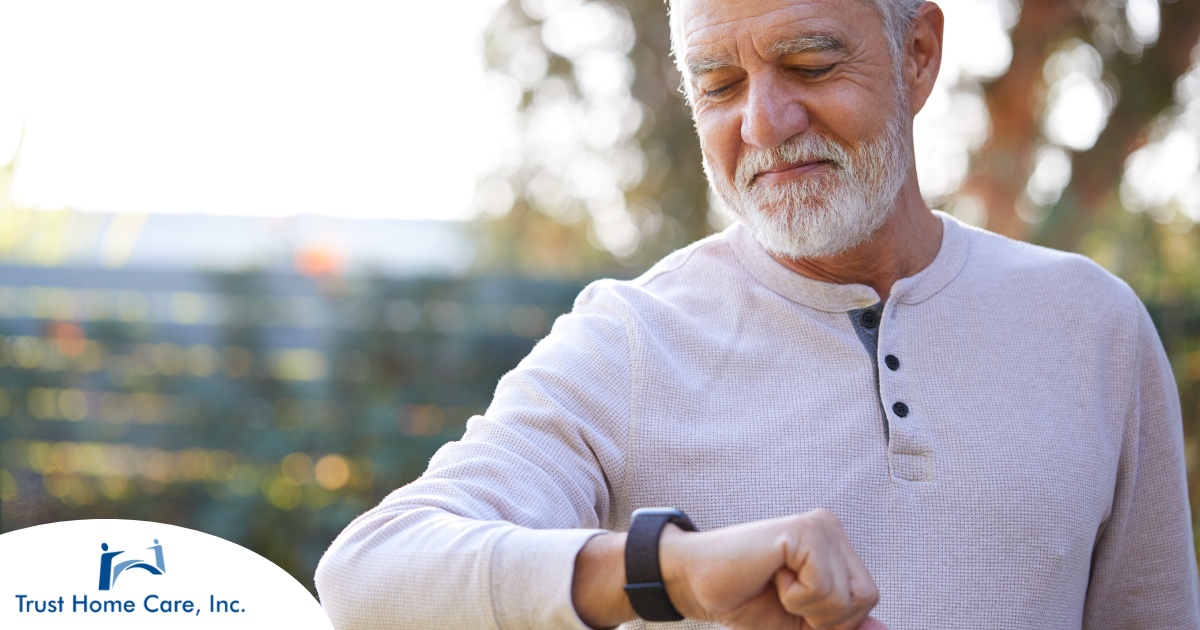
0 268 583 592
474 0 711 275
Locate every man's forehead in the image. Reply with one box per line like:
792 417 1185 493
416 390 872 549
672 0 880 53
673 0 877 23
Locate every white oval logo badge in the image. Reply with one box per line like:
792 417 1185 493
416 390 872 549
0 519 333 629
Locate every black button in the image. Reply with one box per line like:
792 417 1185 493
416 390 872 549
892 402 909 417
884 355 900 371
859 310 879 329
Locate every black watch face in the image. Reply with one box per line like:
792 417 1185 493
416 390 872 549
631 508 696 532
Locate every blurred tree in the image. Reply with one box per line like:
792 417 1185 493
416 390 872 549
476 0 1200 278
960 0 1200 250
473 0 711 276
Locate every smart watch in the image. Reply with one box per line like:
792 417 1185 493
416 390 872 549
623 507 697 622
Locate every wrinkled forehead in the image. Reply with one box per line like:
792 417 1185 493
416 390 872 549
668 0 884 72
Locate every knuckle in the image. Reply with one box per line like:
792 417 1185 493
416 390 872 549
809 508 835 522
852 584 879 607
794 576 829 601
785 513 809 530
805 508 843 530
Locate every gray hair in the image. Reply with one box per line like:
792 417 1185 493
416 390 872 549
668 0 926 78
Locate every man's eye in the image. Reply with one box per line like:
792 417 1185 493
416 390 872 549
699 78 742 99
703 84 734 98
795 65 834 79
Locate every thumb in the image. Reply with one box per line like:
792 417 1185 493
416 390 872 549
772 567 805 605
858 617 889 630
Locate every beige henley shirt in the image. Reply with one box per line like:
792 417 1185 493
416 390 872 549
315 212 1200 629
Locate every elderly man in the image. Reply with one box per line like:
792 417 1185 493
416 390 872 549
315 0 1200 628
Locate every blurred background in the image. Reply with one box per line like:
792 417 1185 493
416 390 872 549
1 0 1198 592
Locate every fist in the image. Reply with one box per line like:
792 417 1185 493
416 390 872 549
659 509 882 630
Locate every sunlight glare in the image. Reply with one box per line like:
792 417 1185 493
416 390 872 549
0 0 506 220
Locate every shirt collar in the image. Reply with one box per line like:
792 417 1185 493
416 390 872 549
728 210 970 313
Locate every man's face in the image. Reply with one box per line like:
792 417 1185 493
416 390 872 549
677 0 913 258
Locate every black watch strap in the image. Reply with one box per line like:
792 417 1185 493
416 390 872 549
623 507 697 622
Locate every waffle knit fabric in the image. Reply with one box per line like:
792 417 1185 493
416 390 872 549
315 212 1200 629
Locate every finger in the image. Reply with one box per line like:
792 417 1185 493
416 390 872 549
820 520 855 611
780 533 855 626
773 565 820 619
777 532 827 612
818 525 877 630
817 540 852 620
801 517 874 630
803 604 878 630
797 615 887 630
780 542 835 613
776 563 824 614
822 603 873 630
829 529 853 603
838 528 879 617
845 555 878 609
774 566 799 602
811 616 888 630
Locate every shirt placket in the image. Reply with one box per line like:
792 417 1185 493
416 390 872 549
878 302 934 482
850 301 935 482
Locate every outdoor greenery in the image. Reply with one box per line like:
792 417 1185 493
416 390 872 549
1 0 1198 593
0 266 584 591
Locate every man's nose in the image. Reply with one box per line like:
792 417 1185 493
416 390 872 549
740 77 810 149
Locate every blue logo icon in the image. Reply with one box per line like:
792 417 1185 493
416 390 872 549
98 539 166 590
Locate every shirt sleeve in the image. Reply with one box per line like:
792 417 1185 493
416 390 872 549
1082 303 1200 628
314 291 631 630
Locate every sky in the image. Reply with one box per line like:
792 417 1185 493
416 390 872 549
0 0 507 221
0 0 1149 224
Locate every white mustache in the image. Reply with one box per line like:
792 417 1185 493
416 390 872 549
736 133 852 190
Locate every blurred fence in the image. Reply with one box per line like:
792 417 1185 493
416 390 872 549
1 264 1197 590
0 265 584 591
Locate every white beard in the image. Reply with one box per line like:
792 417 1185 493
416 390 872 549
704 114 912 259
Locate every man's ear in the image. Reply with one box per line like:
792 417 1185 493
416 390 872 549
905 2 945 116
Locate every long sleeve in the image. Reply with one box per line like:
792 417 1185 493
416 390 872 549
1082 304 1200 628
314 291 631 630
